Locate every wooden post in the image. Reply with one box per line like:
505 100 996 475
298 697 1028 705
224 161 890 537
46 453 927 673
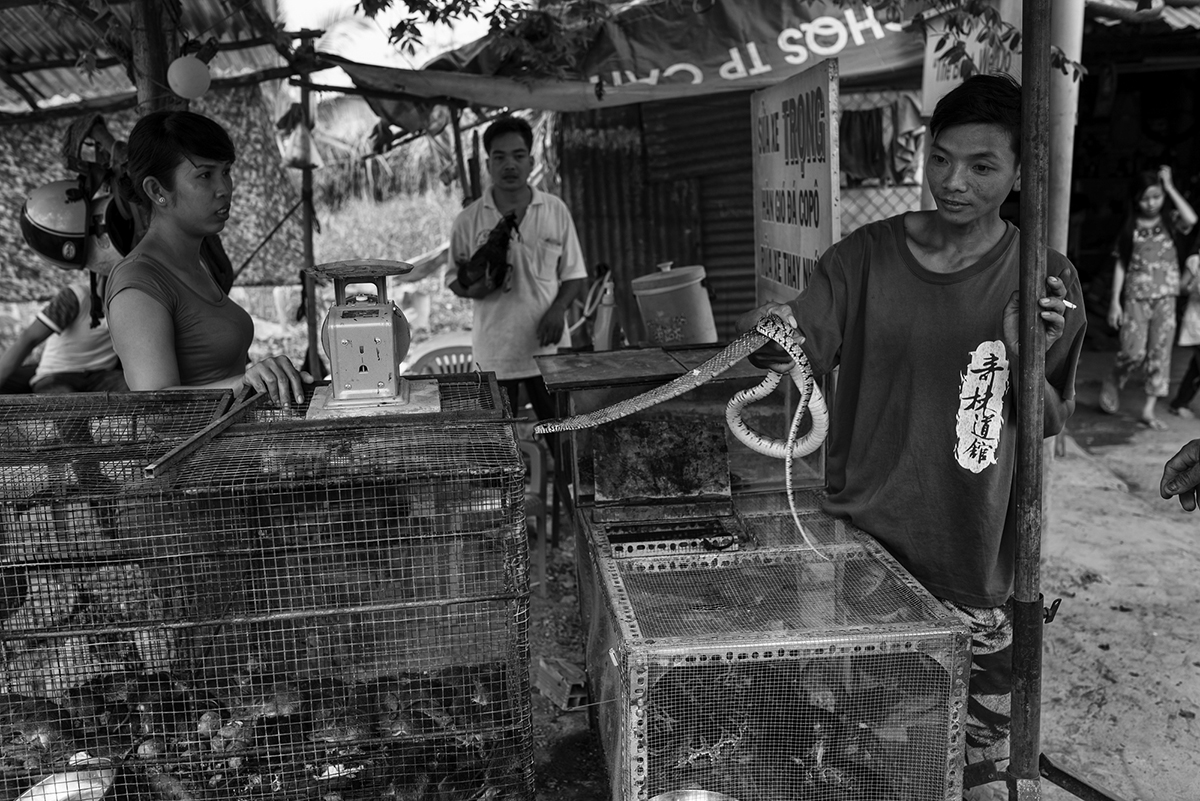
469 130 481 202
1012 0 1052 796
451 106 470 204
130 0 180 112
300 82 320 377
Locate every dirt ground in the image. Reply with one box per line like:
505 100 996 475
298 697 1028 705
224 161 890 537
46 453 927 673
525 343 1200 801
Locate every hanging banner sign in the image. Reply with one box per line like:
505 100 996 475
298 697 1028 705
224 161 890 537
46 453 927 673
920 0 1023 116
751 59 840 305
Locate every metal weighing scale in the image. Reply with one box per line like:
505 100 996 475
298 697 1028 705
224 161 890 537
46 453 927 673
304 259 443 419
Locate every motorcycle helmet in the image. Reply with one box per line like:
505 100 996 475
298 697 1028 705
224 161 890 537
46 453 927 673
19 179 90 270
84 190 133 275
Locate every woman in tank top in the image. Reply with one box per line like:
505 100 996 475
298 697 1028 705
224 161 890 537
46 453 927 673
105 110 309 407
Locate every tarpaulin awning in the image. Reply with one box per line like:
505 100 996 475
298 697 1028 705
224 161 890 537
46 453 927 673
1086 0 1200 30
325 1 925 113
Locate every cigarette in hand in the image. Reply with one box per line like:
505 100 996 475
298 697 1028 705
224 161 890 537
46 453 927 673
1062 300 1078 310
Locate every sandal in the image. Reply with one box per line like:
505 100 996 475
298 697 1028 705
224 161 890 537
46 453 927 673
1099 378 1119 415
1140 416 1169 431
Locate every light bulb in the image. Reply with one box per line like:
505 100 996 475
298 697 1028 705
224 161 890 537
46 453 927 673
168 55 211 99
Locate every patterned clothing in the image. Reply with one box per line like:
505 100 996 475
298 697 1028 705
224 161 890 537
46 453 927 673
1114 296 1176 397
941 598 1014 756
1112 218 1189 397
1118 222 1182 300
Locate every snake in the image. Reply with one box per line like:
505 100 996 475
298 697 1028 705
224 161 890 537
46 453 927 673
534 314 830 554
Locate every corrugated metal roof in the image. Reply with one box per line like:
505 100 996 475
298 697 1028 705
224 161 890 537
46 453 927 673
1087 0 1200 30
0 0 287 115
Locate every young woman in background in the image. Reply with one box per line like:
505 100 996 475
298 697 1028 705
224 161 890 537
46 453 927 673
1099 165 1196 429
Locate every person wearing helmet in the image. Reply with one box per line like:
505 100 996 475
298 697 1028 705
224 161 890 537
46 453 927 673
104 110 310 407
4 180 127 394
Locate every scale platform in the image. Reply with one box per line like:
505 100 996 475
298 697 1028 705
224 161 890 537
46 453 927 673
305 377 442 419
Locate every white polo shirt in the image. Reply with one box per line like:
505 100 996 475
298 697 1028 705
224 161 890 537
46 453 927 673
448 187 587 380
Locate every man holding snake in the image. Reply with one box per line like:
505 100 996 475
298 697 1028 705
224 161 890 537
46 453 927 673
739 74 1087 799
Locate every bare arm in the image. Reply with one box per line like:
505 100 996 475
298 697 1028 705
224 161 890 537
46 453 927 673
109 289 308 405
537 278 587 347
1161 165 1197 232
107 288 184 390
1108 260 1126 330
0 321 52 389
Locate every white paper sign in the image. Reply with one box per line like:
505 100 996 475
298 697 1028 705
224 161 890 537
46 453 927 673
751 58 840 305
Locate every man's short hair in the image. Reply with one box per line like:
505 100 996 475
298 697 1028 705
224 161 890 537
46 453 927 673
483 115 534 154
930 73 1022 160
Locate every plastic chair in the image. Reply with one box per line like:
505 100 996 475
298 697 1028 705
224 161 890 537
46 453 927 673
408 345 475 374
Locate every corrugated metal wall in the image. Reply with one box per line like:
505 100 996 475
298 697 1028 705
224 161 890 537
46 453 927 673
560 89 923 344
560 92 756 345
558 107 703 346
644 93 757 341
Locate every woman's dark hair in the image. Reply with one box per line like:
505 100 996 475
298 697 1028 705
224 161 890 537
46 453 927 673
118 110 235 207
482 115 533 154
930 73 1022 161
1113 169 1188 269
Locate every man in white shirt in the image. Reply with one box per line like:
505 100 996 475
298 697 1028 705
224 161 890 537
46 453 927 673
448 115 587 438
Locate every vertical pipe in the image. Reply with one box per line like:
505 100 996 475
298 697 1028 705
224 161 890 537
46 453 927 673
1049 0 1085 255
301 82 320 377
1012 0 1052 792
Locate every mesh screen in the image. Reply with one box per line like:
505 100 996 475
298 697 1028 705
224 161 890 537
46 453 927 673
638 648 961 801
0 392 533 799
0 392 229 494
615 548 955 641
599 504 858 558
581 517 971 801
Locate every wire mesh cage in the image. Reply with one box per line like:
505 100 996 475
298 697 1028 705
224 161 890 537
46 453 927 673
579 517 972 801
0 388 532 800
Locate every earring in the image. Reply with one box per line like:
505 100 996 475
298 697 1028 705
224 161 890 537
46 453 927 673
158 197 165 204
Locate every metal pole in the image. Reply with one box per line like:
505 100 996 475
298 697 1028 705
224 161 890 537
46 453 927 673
1049 0 1085 256
301 82 320 376
1012 0 1052 797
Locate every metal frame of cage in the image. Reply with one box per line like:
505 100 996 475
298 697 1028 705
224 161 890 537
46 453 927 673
578 514 973 801
0 378 534 800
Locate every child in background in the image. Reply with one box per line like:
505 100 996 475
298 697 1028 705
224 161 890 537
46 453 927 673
1099 165 1197 429
0 278 126 395
1168 247 1200 417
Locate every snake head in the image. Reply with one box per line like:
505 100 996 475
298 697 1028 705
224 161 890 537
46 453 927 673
749 315 804 370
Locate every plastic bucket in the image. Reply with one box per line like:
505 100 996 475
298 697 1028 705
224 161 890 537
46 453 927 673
630 265 718 346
